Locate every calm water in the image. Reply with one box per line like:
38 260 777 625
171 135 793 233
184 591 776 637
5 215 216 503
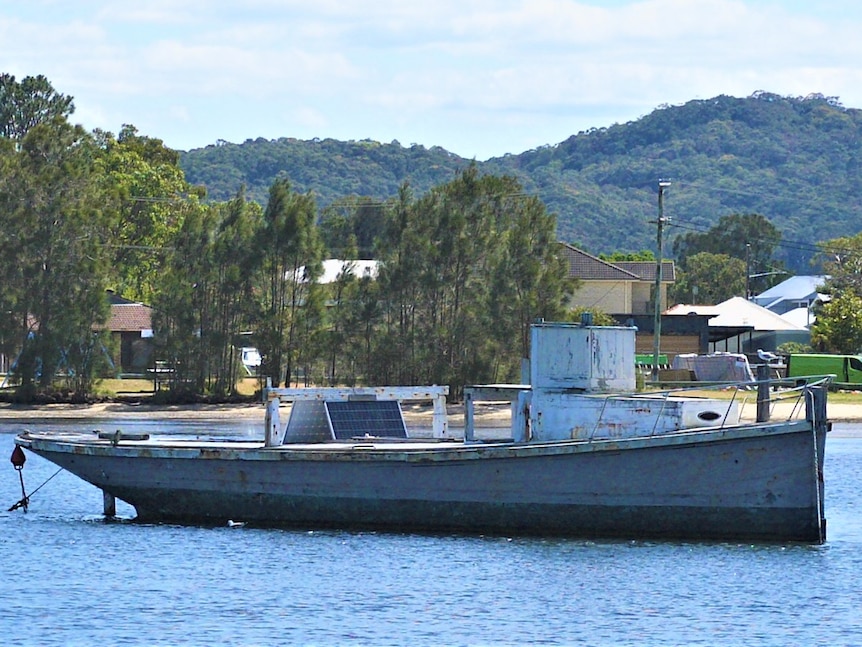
1 417 861 647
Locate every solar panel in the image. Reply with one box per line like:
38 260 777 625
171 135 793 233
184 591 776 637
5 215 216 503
326 400 407 439
283 400 333 443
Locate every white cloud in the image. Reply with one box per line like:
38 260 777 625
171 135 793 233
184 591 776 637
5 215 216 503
3 1 862 157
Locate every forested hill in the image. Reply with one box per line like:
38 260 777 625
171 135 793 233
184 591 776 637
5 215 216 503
180 137 470 207
180 92 862 272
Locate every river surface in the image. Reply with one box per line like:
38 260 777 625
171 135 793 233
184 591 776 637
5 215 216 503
1 417 861 646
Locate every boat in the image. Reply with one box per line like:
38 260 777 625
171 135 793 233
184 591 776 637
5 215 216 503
13 322 830 542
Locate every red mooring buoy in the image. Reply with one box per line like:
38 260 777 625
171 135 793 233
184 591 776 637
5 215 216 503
10 445 26 470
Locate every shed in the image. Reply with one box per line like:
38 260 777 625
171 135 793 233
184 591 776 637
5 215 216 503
106 293 153 374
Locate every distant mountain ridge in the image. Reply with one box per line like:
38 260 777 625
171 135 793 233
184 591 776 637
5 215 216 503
180 92 862 272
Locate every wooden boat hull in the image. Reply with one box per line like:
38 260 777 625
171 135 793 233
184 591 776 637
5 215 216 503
16 419 827 542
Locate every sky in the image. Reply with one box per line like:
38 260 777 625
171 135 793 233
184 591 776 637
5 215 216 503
3 0 862 160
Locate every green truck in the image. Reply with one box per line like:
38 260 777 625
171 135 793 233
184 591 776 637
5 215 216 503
786 353 862 385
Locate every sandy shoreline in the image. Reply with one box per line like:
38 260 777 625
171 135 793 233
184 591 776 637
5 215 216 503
0 401 508 425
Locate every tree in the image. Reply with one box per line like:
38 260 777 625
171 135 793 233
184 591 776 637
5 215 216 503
0 118 112 396
809 292 862 353
255 179 324 387
671 252 746 304
599 250 655 262
0 74 74 141
568 307 616 326
150 203 217 396
672 213 782 278
208 190 263 394
369 184 420 384
488 193 571 367
150 189 262 398
807 232 862 353
96 125 200 302
373 168 569 392
319 197 388 259
815 232 862 294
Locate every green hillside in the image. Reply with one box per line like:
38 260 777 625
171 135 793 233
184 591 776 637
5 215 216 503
180 92 862 272
180 137 471 206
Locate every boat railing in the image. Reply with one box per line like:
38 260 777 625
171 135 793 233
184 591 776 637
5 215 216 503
593 374 834 438
462 384 529 442
262 381 450 447
464 374 833 444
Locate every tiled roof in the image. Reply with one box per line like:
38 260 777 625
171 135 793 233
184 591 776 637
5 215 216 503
107 303 152 332
558 243 675 282
558 243 639 280
617 260 676 282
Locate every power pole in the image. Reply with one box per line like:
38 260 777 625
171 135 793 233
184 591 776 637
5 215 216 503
745 243 751 299
652 180 671 382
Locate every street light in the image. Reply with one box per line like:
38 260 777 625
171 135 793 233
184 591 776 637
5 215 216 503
652 180 671 382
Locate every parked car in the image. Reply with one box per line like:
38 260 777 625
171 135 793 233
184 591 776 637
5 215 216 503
786 353 862 385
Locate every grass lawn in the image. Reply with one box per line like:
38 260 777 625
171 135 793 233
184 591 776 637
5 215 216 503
97 377 262 398
819 389 862 404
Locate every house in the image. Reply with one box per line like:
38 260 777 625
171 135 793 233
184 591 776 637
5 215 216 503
666 297 810 355
295 259 381 285
752 275 828 314
751 275 829 329
319 259 380 283
559 243 675 315
613 312 715 361
0 293 154 379
558 244 708 360
106 293 153 375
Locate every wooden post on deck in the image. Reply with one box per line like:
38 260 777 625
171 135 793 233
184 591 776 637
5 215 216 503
756 363 771 423
806 385 828 426
806 384 828 543
464 390 475 442
264 390 281 447
432 392 448 438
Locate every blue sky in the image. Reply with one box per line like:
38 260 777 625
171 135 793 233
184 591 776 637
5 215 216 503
3 0 862 160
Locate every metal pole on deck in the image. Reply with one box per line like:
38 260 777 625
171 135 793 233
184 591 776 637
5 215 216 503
464 389 475 442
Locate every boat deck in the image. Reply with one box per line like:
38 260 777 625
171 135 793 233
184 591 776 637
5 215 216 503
18 429 516 452
17 418 815 462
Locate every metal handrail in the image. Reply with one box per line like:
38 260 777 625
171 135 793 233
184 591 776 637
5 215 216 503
586 375 834 440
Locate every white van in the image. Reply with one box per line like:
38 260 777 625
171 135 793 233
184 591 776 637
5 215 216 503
241 347 262 375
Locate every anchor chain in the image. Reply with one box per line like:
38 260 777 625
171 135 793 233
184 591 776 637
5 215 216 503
8 446 63 512
9 445 28 512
